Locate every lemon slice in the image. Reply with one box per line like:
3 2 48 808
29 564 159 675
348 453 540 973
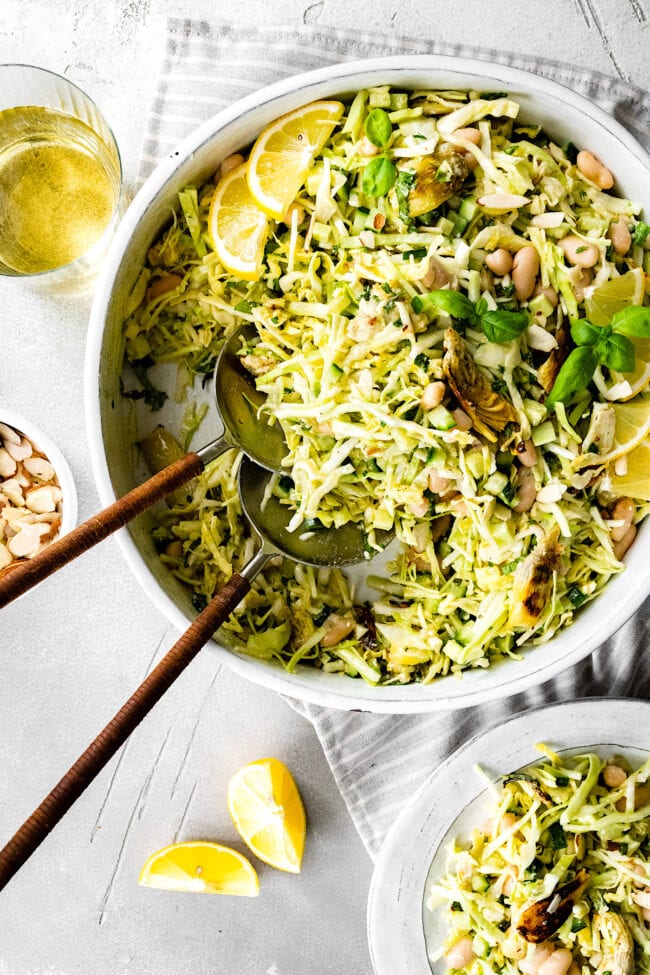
247 100 345 218
227 758 306 873
574 399 650 468
208 162 268 280
603 335 650 401
610 437 650 500
138 841 259 896
584 267 645 326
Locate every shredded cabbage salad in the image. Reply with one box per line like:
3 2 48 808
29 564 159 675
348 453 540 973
121 86 650 686
429 747 650 973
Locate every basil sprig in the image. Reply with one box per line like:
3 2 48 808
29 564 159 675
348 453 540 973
361 108 397 198
547 304 650 406
411 289 529 344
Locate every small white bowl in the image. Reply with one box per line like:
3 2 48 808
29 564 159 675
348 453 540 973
86 56 650 713
0 407 78 559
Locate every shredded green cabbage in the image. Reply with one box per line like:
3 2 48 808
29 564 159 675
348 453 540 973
122 86 649 686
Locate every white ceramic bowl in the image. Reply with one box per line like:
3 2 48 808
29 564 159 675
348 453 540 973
86 56 650 713
367 698 650 973
0 406 78 553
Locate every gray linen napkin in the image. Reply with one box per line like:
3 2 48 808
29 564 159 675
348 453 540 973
142 18 650 859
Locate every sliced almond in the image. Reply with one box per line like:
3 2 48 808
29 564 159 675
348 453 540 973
0 422 21 446
0 542 12 570
5 438 33 462
25 485 61 514
7 522 50 558
530 211 565 229
23 456 55 481
0 448 17 478
478 193 530 210
1 479 25 506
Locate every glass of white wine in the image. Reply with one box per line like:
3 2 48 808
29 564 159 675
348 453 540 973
0 64 124 290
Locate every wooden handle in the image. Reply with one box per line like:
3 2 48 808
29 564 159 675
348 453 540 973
0 571 252 893
0 452 204 609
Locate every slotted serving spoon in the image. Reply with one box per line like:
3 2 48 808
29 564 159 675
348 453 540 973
0 454 392 891
0 323 285 608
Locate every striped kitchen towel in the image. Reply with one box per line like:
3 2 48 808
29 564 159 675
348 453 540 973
142 18 650 859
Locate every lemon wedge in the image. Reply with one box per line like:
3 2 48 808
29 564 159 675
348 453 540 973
584 267 646 326
610 437 650 500
208 162 269 280
227 758 306 873
603 335 650 401
138 841 259 896
247 100 345 218
574 399 650 468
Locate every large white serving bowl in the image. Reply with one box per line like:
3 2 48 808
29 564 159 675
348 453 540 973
86 56 650 713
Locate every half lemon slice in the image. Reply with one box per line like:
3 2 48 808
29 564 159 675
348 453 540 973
247 100 345 218
208 162 269 280
228 757 306 873
138 841 259 896
574 399 650 468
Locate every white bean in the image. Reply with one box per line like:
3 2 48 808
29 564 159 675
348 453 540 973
571 268 593 303
452 127 482 145
559 236 600 268
514 465 537 513
220 152 244 177
519 943 555 975
538 948 574 975
444 936 476 970
485 248 513 276
515 439 537 468
512 245 539 301
577 149 614 190
428 470 453 494
452 408 473 431
608 217 631 255
610 496 635 541
603 764 627 787
421 381 446 410
613 523 637 560
533 282 559 307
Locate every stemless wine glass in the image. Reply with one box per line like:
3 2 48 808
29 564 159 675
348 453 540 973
0 64 124 291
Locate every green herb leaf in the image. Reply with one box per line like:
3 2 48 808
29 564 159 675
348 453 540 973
364 108 393 148
610 304 650 337
411 289 478 323
547 346 599 406
548 821 567 850
395 169 416 225
570 318 600 347
362 156 397 197
633 220 650 247
599 332 636 372
479 308 529 344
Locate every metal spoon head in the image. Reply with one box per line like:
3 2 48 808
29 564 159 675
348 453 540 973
238 456 394 568
213 324 287 471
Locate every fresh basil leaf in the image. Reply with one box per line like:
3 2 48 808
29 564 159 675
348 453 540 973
362 156 397 198
411 289 478 323
479 308 529 343
633 221 650 247
599 332 636 373
610 304 650 337
364 108 392 148
546 346 599 407
570 318 600 347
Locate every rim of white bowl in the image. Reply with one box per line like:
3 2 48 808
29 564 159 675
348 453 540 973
0 407 78 537
86 55 650 713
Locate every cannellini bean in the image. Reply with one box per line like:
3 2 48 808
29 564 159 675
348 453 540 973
577 149 614 190
444 936 476 970
519 943 555 975
409 498 431 518
559 236 599 268
220 152 244 177
538 948 574 975
452 127 482 145
514 465 537 513
421 381 446 410
608 217 631 255
485 248 513 275
571 268 593 303
321 614 356 647
515 439 537 468
451 408 472 431
603 764 627 787
283 203 306 226
613 523 637 560
632 889 650 909
533 282 559 307
422 255 452 289
512 245 539 301
609 497 635 541
616 782 650 811
428 470 453 495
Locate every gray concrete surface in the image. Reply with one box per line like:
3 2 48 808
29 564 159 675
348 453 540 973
0 1 649 972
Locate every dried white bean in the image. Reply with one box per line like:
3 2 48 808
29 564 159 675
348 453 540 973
512 245 539 301
610 497 635 541
608 217 631 255
421 381 446 410
538 948 574 975
577 149 614 190
485 248 513 276
559 236 599 268
515 439 537 467
603 764 627 787
444 936 476 970
219 152 244 177
613 523 637 560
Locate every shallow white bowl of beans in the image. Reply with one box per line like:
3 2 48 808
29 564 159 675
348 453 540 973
86 56 650 713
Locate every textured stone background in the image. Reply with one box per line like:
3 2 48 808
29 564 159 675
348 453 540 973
0 2 648 973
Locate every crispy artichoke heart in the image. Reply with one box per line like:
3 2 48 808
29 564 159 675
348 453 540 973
516 868 588 944
408 150 469 217
509 526 564 628
443 328 519 442
594 912 635 975
538 322 570 394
